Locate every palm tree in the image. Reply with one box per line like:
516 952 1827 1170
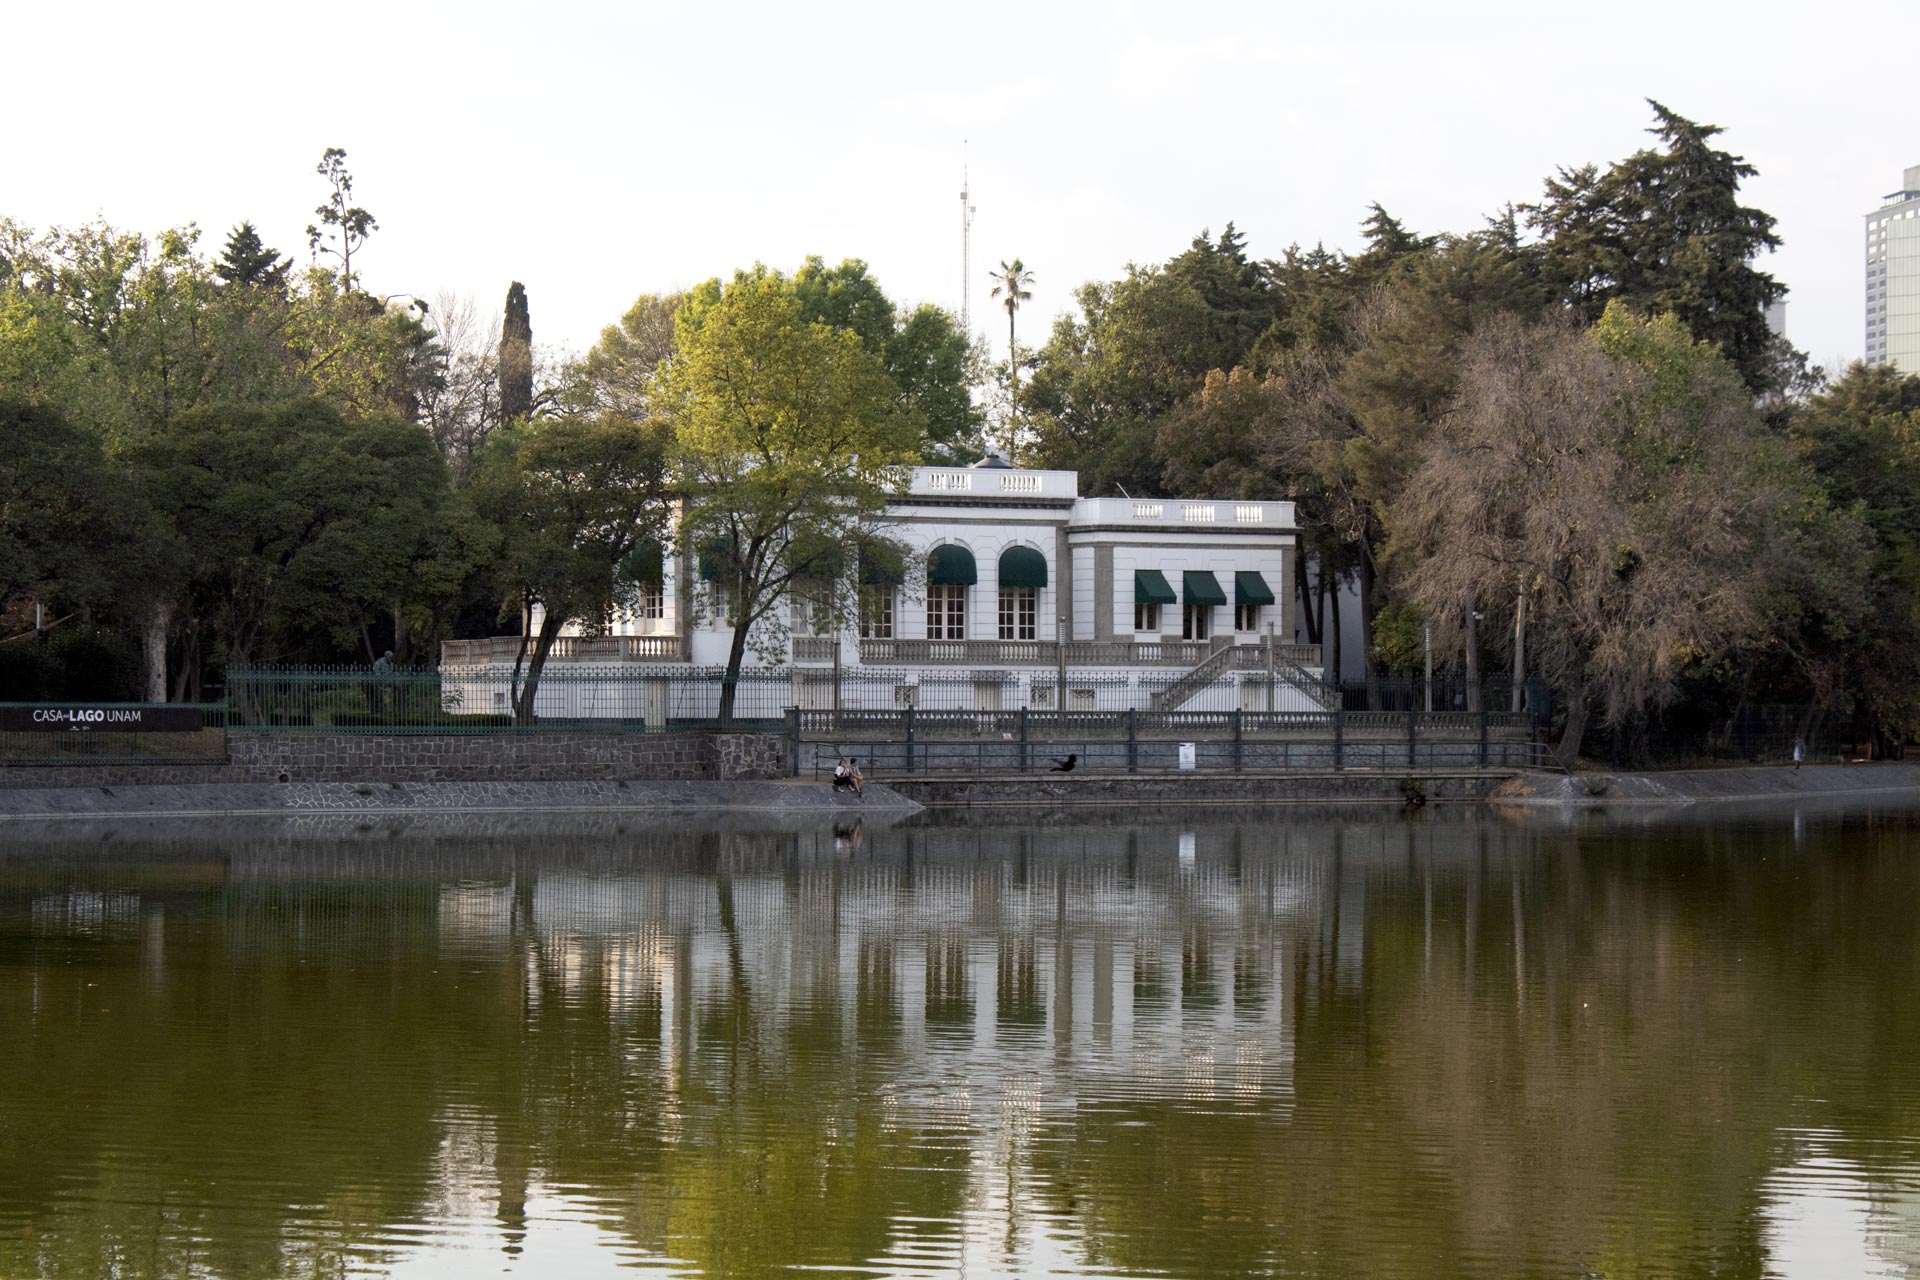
989 258 1034 365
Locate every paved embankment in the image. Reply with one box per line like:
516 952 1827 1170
1495 763 1920 806
0 778 918 822
882 770 1515 807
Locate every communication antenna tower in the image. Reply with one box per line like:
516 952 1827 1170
960 147 976 336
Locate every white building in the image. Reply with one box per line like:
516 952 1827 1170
1867 164 1920 372
441 457 1328 719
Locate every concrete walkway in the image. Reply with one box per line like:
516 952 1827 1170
1496 763 1920 805
0 778 919 822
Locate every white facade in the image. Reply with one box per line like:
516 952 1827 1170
444 459 1325 716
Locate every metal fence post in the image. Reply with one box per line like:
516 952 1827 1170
1479 709 1489 769
1019 706 1029 772
1127 707 1138 774
1232 708 1243 772
1408 702 1418 769
787 706 801 777
1334 708 1344 771
905 704 915 773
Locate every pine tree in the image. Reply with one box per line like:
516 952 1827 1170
500 281 533 423
215 222 288 289
1527 101 1784 392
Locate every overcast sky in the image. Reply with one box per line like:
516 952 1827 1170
10 0 1914 375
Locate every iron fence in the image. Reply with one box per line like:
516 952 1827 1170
803 734 1548 776
0 702 228 765
228 666 798 732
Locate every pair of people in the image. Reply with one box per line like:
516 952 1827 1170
832 756 864 798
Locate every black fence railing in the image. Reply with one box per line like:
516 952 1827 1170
0 702 229 765
226 667 798 733
802 735 1548 777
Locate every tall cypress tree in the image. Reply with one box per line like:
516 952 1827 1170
500 281 533 423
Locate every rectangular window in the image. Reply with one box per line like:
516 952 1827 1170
928 584 967 641
1134 602 1161 632
1183 604 1211 641
858 587 894 639
1234 604 1260 632
789 590 830 637
998 587 1036 640
637 584 665 621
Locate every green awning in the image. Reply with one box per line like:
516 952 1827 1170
928 544 977 586
697 538 728 582
1183 570 1227 607
621 538 665 586
859 544 905 587
1234 570 1275 606
789 533 845 582
1135 569 1177 606
998 546 1048 589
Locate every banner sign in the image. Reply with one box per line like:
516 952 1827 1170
0 706 206 733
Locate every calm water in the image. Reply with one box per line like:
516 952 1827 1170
2 804 1918 1279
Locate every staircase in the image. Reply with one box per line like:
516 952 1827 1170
1150 644 1338 712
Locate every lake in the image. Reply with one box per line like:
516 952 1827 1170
1 802 1917 1278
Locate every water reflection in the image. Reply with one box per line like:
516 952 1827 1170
2 806 1919 1277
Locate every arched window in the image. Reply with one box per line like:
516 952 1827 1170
927 545 976 641
997 546 1047 641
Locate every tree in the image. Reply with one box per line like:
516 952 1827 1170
660 270 918 720
137 400 454 689
215 222 288 290
990 257 1033 367
467 414 674 724
1390 307 1824 763
1527 101 1785 392
0 399 145 619
306 147 377 288
790 257 983 461
1784 362 1920 750
1027 227 1279 493
578 291 682 420
500 281 533 423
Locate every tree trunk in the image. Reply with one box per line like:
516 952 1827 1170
720 612 752 724
142 600 173 703
1557 666 1589 767
1463 608 1481 713
513 612 565 727
1293 553 1320 647
1315 569 1328 663
1358 546 1378 708
392 603 409 666
1510 586 1527 714
1328 578 1343 683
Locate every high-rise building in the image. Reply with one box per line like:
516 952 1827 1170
1866 164 1920 371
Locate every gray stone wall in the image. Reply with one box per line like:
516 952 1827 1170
0 731 790 790
886 771 1508 807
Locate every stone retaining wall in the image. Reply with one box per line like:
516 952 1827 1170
886 770 1512 807
0 731 790 789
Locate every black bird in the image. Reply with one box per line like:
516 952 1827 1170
1049 753 1078 773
